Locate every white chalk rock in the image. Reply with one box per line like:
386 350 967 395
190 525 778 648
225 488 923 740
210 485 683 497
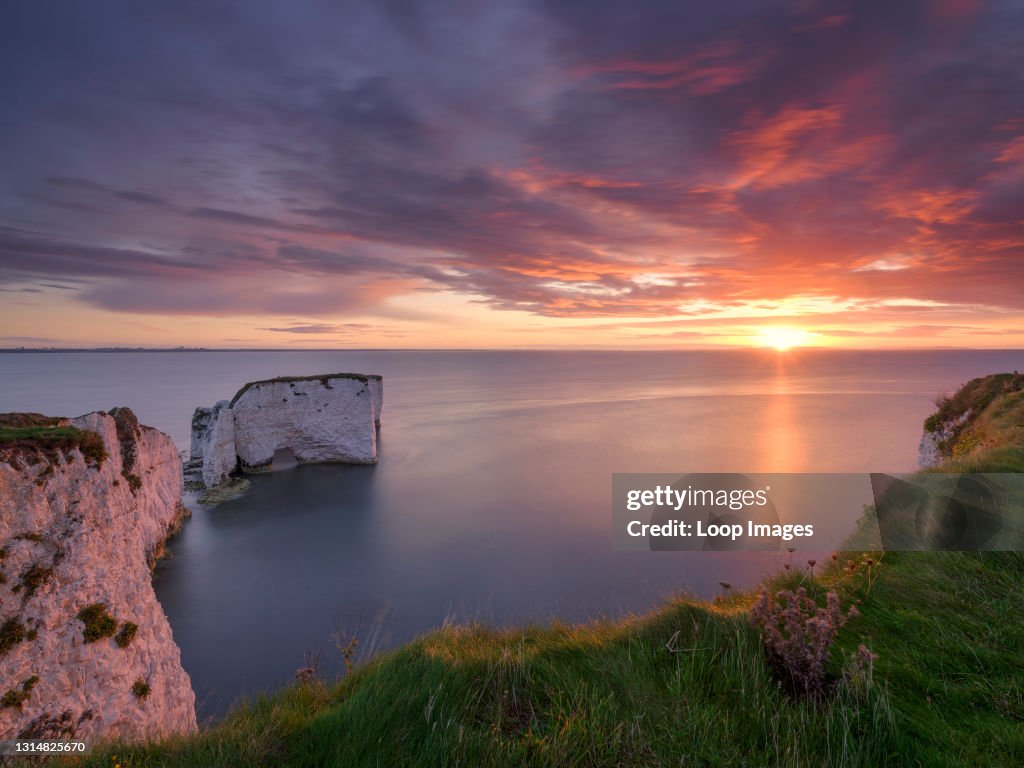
230 374 380 470
0 409 197 743
917 410 971 469
189 406 216 462
917 431 943 469
368 376 383 428
198 401 236 488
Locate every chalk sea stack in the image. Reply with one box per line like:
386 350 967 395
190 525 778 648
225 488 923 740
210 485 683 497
0 409 196 742
190 373 383 488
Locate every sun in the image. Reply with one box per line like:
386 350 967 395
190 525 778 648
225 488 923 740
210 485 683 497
757 326 813 351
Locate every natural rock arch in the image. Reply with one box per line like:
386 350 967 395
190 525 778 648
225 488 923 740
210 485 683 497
190 373 383 487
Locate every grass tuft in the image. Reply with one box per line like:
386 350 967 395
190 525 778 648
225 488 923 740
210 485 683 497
77 603 117 644
115 622 138 648
0 423 107 468
132 678 151 700
18 563 54 599
0 616 27 656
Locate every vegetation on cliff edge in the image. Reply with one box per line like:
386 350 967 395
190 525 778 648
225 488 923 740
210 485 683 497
923 373 1024 471
0 413 107 468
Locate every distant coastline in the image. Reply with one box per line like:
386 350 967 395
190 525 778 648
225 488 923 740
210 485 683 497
0 347 216 353
0 347 404 354
3 346 1022 354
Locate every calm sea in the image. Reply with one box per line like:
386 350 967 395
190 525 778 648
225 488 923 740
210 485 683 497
2 348 1021 719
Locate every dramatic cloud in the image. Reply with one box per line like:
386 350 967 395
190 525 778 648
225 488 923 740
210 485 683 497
0 0 1021 346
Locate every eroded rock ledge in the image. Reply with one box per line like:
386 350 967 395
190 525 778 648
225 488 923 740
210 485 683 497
191 373 383 487
0 409 197 742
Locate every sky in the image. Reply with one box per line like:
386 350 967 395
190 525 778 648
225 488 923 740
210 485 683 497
0 0 1022 349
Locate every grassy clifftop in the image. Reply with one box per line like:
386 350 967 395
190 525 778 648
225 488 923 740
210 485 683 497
0 413 107 468
52 375 1024 767
923 372 1024 472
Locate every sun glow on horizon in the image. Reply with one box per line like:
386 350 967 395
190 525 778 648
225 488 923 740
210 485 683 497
756 326 816 351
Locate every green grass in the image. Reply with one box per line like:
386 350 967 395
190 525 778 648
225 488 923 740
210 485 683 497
2 676 39 709
923 374 1024 463
0 413 65 429
115 622 139 649
58 550 1022 768
132 678 152 701
926 373 1024 433
940 387 1024 473
38 374 1024 767
77 603 118 644
0 616 26 656
0 413 107 468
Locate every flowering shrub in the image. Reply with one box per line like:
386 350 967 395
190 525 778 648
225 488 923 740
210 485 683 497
749 587 859 698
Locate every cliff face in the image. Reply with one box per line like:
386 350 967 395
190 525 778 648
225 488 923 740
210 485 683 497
191 373 383 486
232 375 380 469
367 376 383 428
918 411 971 468
0 410 196 742
190 400 236 488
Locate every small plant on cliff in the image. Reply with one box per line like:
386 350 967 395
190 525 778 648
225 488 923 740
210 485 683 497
77 603 118 643
35 463 55 485
110 407 143 493
18 709 93 741
132 677 151 700
2 675 39 708
0 616 27 656
749 587 860 700
115 621 139 648
332 614 363 674
19 563 54 599
1 689 27 708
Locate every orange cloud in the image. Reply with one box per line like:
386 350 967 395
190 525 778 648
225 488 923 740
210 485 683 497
873 188 978 224
725 105 883 190
574 42 767 96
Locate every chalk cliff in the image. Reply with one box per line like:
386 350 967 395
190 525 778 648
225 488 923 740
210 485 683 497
190 400 236 488
0 409 196 742
191 373 383 486
918 411 971 468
